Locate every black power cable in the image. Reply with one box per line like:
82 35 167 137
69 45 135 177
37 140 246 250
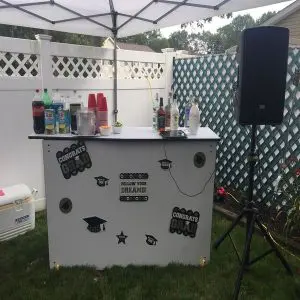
163 143 216 198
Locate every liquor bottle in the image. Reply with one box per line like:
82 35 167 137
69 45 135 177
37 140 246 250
152 93 159 132
170 93 179 131
42 88 52 109
189 99 200 135
184 92 193 127
32 89 45 134
165 91 172 129
157 97 166 132
70 94 82 132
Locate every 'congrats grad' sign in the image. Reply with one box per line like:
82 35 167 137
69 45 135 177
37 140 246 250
56 142 92 179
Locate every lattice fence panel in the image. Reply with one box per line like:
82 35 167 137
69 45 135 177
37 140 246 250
0 51 39 77
52 56 165 80
173 48 300 208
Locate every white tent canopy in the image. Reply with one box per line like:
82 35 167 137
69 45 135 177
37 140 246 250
0 0 289 38
0 0 289 120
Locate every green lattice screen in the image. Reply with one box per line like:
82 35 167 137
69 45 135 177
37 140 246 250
173 48 300 208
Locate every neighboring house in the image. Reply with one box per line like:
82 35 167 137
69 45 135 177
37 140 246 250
263 0 300 46
227 0 300 53
102 37 154 52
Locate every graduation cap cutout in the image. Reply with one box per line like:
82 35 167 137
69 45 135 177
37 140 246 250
116 231 128 244
83 216 107 233
95 176 109 187
158 159 172 170
145 234 158 246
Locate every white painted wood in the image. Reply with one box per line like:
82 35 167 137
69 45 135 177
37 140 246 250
51 43 165 63
52 78 165 91
164 50 176 99
0 77 42 91
0 36 39 54
43 137 218 269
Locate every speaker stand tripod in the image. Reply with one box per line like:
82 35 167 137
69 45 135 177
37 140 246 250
214 124 293 300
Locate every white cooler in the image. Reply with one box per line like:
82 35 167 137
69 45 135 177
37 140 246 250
0 184 35 241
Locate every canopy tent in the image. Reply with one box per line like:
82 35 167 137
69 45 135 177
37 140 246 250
0 0 289 120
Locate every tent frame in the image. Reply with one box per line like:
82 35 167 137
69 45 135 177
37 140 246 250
0 0 232 121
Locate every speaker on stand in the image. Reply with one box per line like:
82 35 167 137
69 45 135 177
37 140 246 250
214 26 293 300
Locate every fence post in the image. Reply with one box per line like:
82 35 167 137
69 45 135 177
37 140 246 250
35 34 52 91
162 48 176 99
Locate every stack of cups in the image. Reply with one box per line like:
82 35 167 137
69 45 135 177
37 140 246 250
83 93 108 134
96 93 108 132
88 93 97 111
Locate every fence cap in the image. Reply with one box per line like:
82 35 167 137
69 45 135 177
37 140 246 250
35 34 52 41
161 48 175 53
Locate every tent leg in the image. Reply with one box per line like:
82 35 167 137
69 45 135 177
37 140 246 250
113 33 117 123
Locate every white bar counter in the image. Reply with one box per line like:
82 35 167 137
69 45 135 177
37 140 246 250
29 127 220 269
29 126 219 141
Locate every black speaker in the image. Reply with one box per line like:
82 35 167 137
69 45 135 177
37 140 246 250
235 26 289 125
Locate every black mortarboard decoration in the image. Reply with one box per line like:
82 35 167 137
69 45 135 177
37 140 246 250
116 231 128 244
95 176 109 187
145 234 158 246
83 216 107 233
158 159 172 170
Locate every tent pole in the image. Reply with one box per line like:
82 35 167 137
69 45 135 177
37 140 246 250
113 31 117 123
112 10 118 123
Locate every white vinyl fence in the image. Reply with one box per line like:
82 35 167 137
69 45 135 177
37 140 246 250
0 34 177 209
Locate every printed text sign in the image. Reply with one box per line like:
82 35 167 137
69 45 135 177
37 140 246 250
56 141 92 179
169 207 200 238
119 173 149 201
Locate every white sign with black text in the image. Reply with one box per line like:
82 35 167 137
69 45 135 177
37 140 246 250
119 173 149 201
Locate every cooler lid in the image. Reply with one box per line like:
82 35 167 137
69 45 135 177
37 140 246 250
0 184 32 206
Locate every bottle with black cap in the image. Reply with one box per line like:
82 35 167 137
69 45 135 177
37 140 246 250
157 97 166 132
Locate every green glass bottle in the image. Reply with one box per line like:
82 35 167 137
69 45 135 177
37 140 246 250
42 88 52 109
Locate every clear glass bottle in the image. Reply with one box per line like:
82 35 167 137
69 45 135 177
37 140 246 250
189 99 200 135
152 93 159 132
184 92 193 127
170 94 179 131
165 91 172 130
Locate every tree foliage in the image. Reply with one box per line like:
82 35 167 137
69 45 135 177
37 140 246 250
0 24 103 46
119 30 170 52
172 12 277 54
119 12 277 53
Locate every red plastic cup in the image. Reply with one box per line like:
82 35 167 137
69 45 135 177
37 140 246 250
96 93 104 107
88 93 96 109
96 95 108 128
97 94 108 111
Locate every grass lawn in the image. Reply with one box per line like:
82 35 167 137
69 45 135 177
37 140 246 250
1 212 300 300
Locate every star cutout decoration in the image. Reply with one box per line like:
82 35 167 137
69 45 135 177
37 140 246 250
116 231 128 244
